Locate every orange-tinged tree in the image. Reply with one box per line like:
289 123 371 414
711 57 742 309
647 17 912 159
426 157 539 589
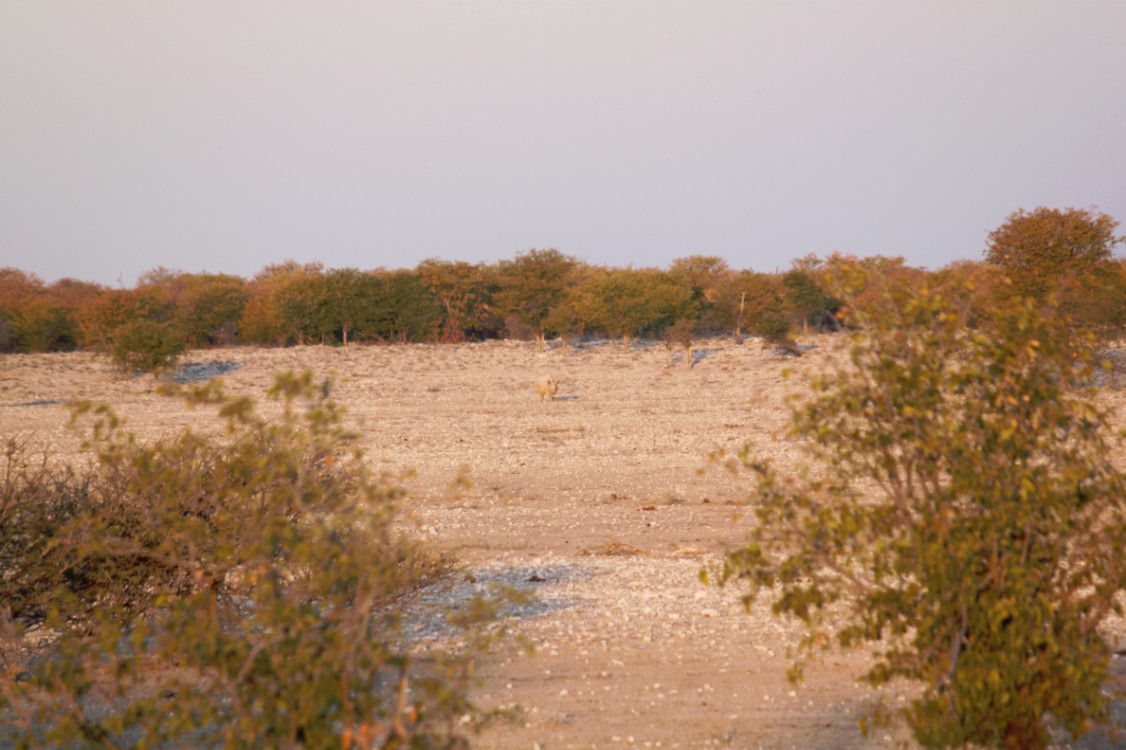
985 206 1122 307
1080 257 1126 336
76 288 175 351
710 269 785 341
0 269 45 352
1 276 104 352
44 278 104 313
45 279 106 351
927 260 1005 328
0 268 43 310
821 253 926 326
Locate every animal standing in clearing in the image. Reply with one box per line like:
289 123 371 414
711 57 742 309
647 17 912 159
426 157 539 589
536 375 558 401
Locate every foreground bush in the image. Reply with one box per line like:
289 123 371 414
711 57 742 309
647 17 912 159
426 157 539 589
715 290 1126 749
0 372 483 749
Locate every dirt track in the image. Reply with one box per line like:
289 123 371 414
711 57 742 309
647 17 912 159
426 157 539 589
3 338 1125 749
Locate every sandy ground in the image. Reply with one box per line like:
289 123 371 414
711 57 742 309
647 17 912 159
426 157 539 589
3 337 1125 750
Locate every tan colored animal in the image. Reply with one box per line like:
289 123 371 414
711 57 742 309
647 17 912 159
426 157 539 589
535 375 558 401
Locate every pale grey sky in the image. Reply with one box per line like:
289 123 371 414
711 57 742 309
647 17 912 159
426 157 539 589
2 1 1124 287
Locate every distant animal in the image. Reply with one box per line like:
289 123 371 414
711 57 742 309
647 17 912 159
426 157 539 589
535 375 559 401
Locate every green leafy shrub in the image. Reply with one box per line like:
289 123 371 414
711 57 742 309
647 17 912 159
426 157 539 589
110 318 186 375
0 372 486 749
755 313 790 343
755 313 801 356
714 289 1126 749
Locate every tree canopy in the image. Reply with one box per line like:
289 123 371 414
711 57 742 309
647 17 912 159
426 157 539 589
985 206 1121 303
492 248 578 351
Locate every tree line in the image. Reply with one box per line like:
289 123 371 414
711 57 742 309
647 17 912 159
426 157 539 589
2 206 1124 358
4 206 1126 750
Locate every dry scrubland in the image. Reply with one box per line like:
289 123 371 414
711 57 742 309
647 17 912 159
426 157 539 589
3 338 1126 750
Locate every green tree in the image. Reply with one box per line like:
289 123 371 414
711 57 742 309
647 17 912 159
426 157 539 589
642 269 694 337
321 268 372 346
110 317 186 375
781 261 839 333
179 273 248 347
576 267 689 349
542 264 591 353
493 248 579 351
379 269 440 343
239 262 325 346
5 297 77 352
276 268 331 345
714 288 1126 750
416 259 497 343
667 255 731 332
985 206 1122 311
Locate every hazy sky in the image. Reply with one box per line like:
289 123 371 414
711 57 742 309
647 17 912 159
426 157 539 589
2 1 1124 287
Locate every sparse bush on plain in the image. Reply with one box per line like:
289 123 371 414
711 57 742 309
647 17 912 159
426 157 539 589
109 317 186 375
755 313 801 356
664 319 695 367
0 371 494 749
714 288 1126 749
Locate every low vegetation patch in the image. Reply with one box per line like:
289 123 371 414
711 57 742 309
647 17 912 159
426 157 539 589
0 372 491 749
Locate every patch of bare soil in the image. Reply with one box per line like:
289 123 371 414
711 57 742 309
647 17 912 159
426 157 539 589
3 338 1126 750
